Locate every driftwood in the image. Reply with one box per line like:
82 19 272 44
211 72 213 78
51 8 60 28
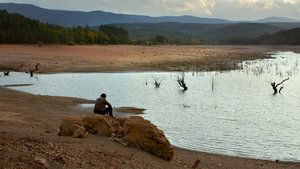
177 75 188 91
29 63 40 77
191 159 201 169
271 78 289 94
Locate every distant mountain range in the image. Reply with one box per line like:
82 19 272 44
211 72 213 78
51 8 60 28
0 3 233 26
0 3 299 27
113 22 300 44
256 16 299 23
1 3 300 45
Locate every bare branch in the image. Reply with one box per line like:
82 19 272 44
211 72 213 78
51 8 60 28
4 71 9 76
270 77 289 94
29 63 40 77
177 74 188 91
275 77 289 87
152 75 164 88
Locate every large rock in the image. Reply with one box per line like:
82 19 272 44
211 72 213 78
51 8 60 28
119 116 174 160
58 116 86 138
82 115 119 137
58 114 174 160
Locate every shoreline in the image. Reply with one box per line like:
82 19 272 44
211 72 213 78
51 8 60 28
1 45 300 168
1 85 299 164
172 145 300 164
1 44 299 74
0 44 274 73
1 87 300 169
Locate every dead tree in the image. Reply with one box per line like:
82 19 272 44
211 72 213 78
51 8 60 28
271 77 289 94
29 63 40 77
4 71 9 76
152 76 164 88
177 75 188 91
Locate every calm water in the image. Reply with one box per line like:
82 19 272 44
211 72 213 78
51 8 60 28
1 52 300 162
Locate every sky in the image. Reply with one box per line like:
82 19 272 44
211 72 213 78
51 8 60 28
1 0 300 20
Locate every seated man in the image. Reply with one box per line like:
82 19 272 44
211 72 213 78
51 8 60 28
94 93 113 117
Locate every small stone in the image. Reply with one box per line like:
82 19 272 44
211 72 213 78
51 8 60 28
47 141 54 148
34 156 50 168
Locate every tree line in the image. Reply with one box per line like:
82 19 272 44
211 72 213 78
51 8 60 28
258 28 300 45
0 10 130 45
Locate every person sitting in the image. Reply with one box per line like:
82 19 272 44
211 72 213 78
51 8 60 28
94 93 113 117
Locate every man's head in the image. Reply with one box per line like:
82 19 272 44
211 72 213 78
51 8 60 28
100 93 107 98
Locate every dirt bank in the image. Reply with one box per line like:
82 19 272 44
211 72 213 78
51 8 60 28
0 44 289 73
0 87 299 169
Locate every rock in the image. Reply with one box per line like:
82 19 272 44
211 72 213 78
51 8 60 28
58 116 86 138
34 156 50 168
119 116 174 160
82 115 119 137
58 114 174 160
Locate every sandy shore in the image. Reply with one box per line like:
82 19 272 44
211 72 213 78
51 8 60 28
1 87 299 169
2 44 299 73
1 45 300 168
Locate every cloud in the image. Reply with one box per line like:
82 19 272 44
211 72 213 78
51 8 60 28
239 0 280 10
2 0 300 20
163 0 215 15
283 0 297 4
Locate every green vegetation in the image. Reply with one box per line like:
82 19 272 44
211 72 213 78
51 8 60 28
259 28 300 45
1 9 300 46
112 22 291 45
135 35 206 45
0 10 130 44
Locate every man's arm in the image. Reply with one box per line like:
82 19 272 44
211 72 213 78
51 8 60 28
105 100 112 107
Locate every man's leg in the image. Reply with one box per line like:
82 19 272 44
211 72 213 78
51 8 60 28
105 106 113 117
94 109 105 115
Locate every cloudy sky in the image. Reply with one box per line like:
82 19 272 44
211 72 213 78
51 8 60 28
1 0 300 20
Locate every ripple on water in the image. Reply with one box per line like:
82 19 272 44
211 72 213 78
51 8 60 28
0 51 300 162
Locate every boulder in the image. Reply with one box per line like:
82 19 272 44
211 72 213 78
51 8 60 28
58 114 174 160
82 115 119 137
119 116 174 160
58 116 86 138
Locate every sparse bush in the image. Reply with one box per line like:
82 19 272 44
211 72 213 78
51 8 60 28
37 42 43 47
154 35 168 44
67 41 76 46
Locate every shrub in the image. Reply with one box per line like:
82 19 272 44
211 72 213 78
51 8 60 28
67 41 76 46
37 42 43 47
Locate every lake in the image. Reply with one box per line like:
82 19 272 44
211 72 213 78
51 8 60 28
1 51 300 162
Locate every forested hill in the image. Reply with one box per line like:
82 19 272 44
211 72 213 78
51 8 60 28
0 10 130 44
259 28 300 45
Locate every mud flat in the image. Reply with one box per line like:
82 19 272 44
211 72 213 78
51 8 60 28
2 44 298 73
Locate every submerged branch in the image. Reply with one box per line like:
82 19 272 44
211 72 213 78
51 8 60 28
271 77 289 94
177 74 188 91
29 63 40 77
